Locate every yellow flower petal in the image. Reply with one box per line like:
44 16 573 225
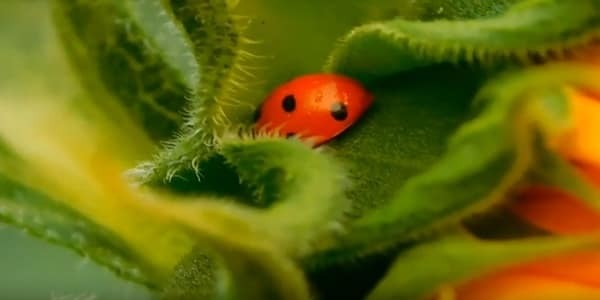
512 78 600 235
559 88 600 167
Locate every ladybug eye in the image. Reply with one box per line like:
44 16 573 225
282 94 296 112
330 102 348 121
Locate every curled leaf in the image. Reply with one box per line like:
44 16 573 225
138 0 414 184
309 63 600 264
220 137 348 255
327 0 600 81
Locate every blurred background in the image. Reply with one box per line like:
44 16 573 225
0 2 152 299
0 228 151 299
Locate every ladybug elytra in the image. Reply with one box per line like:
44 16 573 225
254 74 373 146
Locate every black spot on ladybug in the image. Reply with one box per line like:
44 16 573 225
253 105 262 122
286 132 296 139
282 95 296 112
330 102 348 121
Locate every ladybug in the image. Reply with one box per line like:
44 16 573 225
254 74 374 146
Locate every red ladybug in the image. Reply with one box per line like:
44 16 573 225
254 74 374 146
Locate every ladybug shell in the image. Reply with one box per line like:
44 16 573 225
255 74 373 146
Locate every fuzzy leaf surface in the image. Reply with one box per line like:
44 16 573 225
327 0 600 81
0 98 311 298
219 137 348 254
139 0 434 183
309 63 600 265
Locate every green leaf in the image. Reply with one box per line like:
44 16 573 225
368 234 600 300
161 203 311 300
219 137 348 254
308 62 600 265
0 2 165 288
0 98 312 297
326 0 600 81
530 150 600 211
161 133 354 298
162 137 349 298
162 0 243 127
130 0 198 87
392 0 519 21
136 0 427 184
161 250 219 300
1 158 309 299
12 1 600 299
0 174 155 287
0 2 74 94
163 241 310 300
135 0 243 183
0 134 170 289
0 143 309 298
53 0 190 142
328 66 485 219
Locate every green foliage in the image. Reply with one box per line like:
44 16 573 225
393 0 519 20
531 150 600 211
326 66 483 219
327 0 600 81
312 64 576 262
135 0 242 183
368 234 600 300
220 137 348 253
0 175 152 286
53 0 189 142
2 1 600 299
136 0 430 184
168 204 312 300
162 137 347 298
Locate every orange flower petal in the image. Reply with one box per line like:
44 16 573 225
512 79 600 234
571 45 600 65
442 47 600 300
510 165 600 234
455 274 600 300
558 88 600 167
452 251 600 300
